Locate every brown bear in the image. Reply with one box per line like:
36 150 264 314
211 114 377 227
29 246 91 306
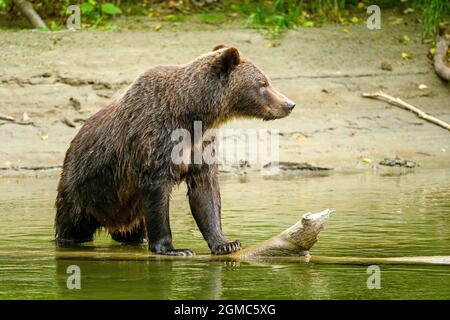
55 44 295 256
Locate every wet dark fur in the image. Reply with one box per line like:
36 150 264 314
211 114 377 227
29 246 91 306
55 45 294 255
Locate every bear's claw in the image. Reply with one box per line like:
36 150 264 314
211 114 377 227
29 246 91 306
163 249 195 256
212 240 241 255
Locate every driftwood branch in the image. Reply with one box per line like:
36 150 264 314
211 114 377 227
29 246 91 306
233 209 333 259
362 91 450 131
54 251 450 266
434 23 450 81
13 0 47 29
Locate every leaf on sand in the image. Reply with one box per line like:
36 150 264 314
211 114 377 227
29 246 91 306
350 17 359 24
388 17 403 25
155 23 162 31
265 42 279 48
362 158 372 164
403 8 414 14
401 52 412 60
41 134 49 141
401 35 410 44
342 28 349 33
163 14 180 22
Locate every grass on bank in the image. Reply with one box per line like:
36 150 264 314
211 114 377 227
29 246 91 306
0 0 448 39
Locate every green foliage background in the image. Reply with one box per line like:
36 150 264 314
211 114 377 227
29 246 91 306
0 0 448 38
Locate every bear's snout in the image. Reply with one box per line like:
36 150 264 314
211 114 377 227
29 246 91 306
285 99 296 111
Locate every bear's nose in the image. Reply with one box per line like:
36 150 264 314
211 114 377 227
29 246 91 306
286 100 296 111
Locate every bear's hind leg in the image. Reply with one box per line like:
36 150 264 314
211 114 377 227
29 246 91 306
55 212 100 245
110 220 147 244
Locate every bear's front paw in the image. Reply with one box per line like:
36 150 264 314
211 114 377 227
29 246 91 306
211 240 241 255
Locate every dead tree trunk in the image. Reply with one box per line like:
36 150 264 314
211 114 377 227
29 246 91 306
13 0 47 29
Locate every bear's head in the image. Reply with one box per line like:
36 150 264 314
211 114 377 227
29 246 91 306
211 44 295 122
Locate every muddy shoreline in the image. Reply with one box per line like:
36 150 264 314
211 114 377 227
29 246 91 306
1 20 449 176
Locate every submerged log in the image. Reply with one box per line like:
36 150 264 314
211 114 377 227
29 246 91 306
310 256 450 266
51 208 450 266
56 209 334 262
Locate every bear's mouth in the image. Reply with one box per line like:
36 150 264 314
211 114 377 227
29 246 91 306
262 107 292 121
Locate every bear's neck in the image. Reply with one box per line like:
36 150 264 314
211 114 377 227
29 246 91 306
177 91 227 130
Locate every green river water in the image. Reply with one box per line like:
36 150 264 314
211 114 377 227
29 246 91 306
0 168 449 299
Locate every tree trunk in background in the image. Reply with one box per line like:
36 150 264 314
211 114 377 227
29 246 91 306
434 23 450 81
13 0 47 29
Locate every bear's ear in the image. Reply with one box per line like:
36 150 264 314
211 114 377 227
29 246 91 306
212 44 227 51
213 47 240 75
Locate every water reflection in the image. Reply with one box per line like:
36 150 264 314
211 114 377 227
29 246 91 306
53 258 450 299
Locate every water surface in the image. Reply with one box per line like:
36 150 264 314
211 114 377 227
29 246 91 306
0 168 449 299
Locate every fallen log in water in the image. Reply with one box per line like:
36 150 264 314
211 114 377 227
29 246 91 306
55 209 332 263
53 208 450 266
